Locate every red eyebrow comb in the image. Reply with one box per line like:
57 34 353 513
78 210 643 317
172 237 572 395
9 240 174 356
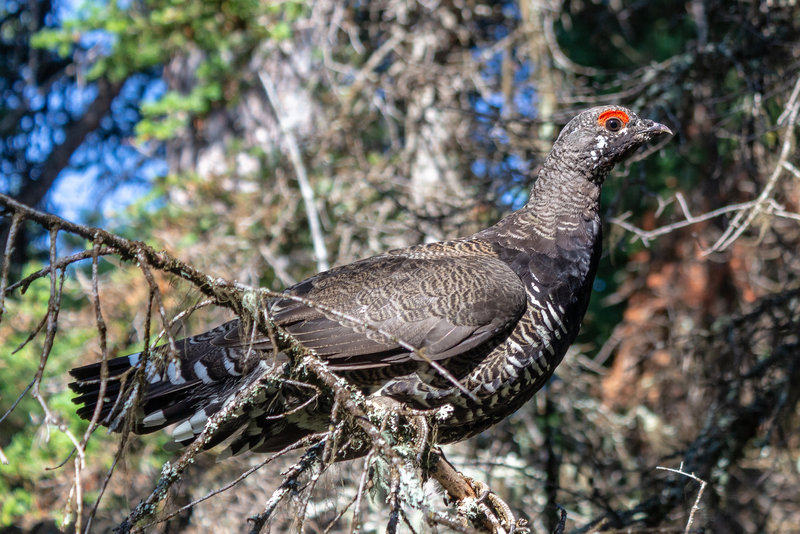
598 109 630 126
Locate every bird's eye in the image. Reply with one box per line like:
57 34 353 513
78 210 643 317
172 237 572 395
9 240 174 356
597 109 630 132
605 117 623 132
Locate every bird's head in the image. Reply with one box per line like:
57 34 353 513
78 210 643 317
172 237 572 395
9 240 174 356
548 106 672 183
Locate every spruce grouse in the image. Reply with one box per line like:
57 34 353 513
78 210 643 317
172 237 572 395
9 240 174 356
70 106 671 456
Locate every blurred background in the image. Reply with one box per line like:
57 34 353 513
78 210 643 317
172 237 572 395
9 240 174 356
2 0 800 532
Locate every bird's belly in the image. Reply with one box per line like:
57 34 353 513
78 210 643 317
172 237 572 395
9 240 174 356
414 287 586 441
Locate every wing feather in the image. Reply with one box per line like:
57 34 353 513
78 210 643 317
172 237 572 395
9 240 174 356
209 253 527 374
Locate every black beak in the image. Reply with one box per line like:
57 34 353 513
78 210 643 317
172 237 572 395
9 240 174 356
643 120 673 137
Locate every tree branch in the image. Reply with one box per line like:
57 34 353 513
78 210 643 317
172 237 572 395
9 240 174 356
17 77 124 210
706 74 800 254
259 71 330 272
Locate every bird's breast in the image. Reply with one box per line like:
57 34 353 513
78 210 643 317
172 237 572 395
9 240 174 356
430 226 602 437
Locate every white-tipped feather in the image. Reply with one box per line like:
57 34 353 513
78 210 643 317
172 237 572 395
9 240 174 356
167 361 187 385
145 360 161 383
193 361 213 384
222 357 241 376
189 410 208 433
172 420 195 442
142 409 167 427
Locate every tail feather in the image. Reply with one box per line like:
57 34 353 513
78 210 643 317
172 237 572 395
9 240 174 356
68 337 311 455
70 350 224 433
69 354 143 424
69 354 133 380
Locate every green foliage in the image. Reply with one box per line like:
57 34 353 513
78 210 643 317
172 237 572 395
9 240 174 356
557 0 694 70
0 488 33 525
0 258 179 526
30 0 308 141
0 273 100 526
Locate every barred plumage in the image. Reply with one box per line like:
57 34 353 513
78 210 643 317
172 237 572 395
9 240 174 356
70 106 671 456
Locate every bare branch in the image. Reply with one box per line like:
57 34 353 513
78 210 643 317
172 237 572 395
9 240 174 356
247 437 330 533
0 192 245 309
133 433 327 533
610 198 759 247
259 70 330 272
2 190 517 533
82 242 110 444
706 74 800 253
0 212 23 319
656 464 708 534
3 247 113 296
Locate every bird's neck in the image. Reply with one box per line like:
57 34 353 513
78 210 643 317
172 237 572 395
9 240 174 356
527 165 601 219
481 166 602 248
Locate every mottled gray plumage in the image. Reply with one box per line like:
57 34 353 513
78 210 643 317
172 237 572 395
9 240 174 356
70 106 671 456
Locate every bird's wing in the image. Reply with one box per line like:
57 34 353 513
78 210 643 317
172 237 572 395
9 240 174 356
213 252 528 372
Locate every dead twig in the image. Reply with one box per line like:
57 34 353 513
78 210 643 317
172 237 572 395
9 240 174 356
656 463 708 534
428 448 529 534
247 437 330 534
131 433 328 533
259 70 330 272
706 74 800 254
0 212 23 319
609 195 762 247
